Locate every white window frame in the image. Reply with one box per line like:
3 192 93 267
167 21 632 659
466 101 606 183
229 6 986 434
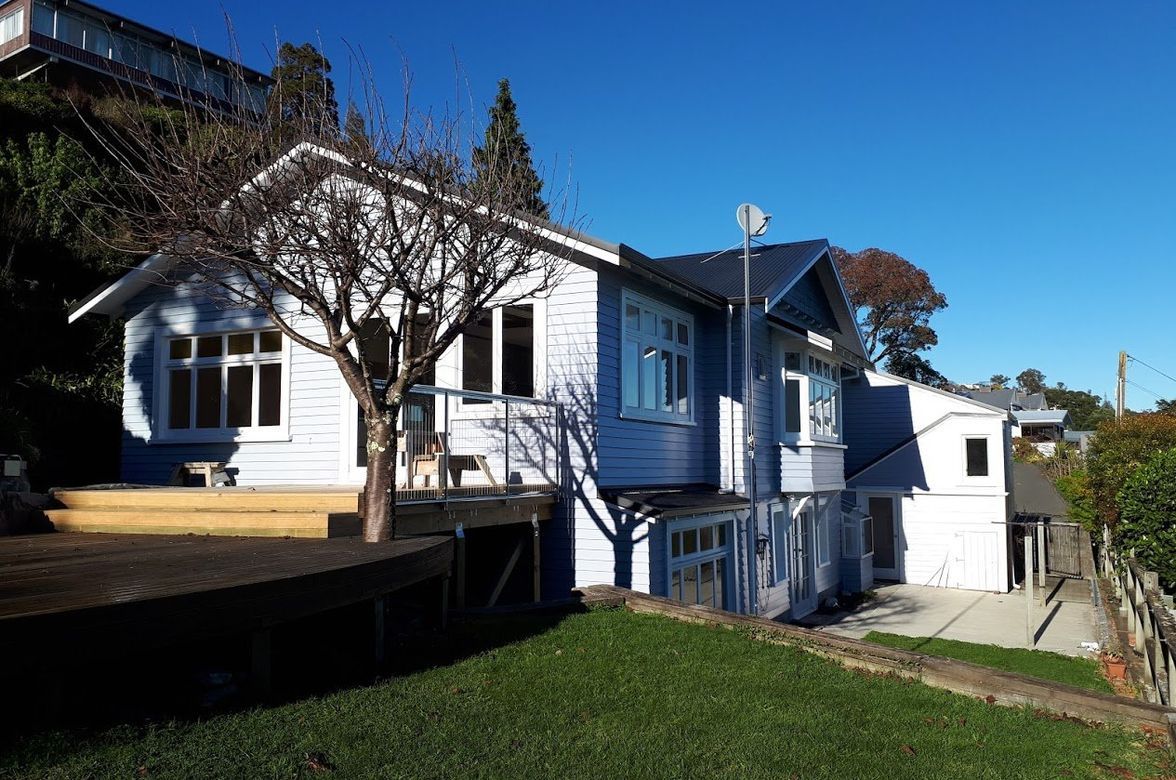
457 300 546 408
151 322 291 444
620 289 694 425
963 435 991 478
665 514 733 609
0 7 24 45
770 504 790 584
807 354 841 443
815 493 834 567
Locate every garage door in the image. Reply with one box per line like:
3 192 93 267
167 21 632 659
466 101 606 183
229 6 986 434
957 531 998 591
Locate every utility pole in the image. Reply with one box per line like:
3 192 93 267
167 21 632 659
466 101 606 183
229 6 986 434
1116 351 1127 420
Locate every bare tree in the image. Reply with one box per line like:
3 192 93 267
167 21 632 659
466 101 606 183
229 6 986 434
74 54 573 541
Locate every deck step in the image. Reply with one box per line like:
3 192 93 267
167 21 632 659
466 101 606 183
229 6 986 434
44 509 361 538
51 488 361 514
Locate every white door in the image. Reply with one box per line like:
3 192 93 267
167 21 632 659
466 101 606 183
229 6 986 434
790 509 817 618
959 531 998 591
867 495 901 581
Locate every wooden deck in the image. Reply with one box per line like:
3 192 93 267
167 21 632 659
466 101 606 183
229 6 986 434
46 484 556 538
0 532 453 670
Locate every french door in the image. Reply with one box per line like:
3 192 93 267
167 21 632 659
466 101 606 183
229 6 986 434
791 509 817 618
867 495 900 581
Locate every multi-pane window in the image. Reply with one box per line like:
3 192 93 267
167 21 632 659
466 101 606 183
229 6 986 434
669 520 730 609
0 7 23 45
965 437 989 477
164 329 283 433
815 494 834 566
808 355 840 440
621 291 692 423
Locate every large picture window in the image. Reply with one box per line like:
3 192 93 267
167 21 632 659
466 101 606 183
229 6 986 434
460 304 538 403
621 291 693 423
161 329 284 438
669 519 731 609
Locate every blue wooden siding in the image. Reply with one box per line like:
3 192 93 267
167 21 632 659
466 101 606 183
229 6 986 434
594 266 722 489
119 282 343 485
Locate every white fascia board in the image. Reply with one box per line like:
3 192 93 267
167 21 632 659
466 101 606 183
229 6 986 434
68 253 172 323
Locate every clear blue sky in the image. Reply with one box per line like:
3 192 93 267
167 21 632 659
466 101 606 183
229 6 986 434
113 0 1176 406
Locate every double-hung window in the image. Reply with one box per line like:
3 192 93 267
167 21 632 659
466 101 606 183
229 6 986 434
621 291 693 423
807 355 840 441
161 329 285 439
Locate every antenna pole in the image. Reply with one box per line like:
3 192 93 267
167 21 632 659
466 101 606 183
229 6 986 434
743 204 758 616
1116 350 1127 421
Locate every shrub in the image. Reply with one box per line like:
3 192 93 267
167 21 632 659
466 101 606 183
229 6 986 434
1012 437 1039 463
1086 414 1176 529
1055 469 1097 535
1115 448 1176 590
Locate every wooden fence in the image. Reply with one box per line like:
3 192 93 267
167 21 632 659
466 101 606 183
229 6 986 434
1101 531 1176 706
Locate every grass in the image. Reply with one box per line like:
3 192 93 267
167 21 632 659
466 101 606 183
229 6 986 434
1 608 1166 780
863 631 1115 694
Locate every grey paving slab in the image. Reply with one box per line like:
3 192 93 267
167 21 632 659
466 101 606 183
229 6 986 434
800 580 1099 657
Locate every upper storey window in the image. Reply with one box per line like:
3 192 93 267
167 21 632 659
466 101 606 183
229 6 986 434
621 291 693 424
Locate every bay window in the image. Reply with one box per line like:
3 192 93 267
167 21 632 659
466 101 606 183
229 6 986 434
807 355 840 441
160 328 285 439
621 291 693 423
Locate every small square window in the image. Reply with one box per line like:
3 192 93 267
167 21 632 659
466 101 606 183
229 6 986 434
169 338 192 360
227 333 255 355
196 336 223 358
677 322 689 346
259 331 282 353
625 304 640 331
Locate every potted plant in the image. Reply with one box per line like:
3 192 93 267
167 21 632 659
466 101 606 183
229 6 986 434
1101 650 1127 681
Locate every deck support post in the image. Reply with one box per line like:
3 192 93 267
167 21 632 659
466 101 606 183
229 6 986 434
532 514 541 603
251 628 272 698
454 523 466 610
488 533 526 607
373 595 386 666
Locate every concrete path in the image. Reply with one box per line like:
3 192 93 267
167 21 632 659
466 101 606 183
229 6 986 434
1013 461 1071 518
800 578 1099 657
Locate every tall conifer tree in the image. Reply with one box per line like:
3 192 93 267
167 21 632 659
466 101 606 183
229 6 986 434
473 79 548 218
269 42 339 139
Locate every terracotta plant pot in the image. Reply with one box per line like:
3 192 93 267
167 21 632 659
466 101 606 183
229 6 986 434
1102 656 1127 681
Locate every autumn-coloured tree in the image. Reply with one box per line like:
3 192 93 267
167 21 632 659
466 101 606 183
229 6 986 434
1017 368 1046 394
76 58 573 542
831 246 948 366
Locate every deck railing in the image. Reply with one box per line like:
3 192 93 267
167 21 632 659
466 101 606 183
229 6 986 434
374 385 561 504
1101 529 1176 704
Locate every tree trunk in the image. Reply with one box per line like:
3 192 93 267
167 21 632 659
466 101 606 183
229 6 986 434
361 410 399 542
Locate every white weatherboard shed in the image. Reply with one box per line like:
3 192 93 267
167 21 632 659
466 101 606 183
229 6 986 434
842 370 1014 592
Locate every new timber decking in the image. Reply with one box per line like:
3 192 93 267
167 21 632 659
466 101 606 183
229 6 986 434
46 484 557 538
0 532 453 670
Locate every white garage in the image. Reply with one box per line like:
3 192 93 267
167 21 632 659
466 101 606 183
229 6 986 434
842 370 1014 593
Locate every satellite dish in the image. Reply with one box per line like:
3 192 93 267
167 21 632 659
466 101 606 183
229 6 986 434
736 203 771 238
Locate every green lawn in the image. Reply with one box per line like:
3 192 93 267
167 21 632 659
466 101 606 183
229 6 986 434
863 631 1114 694
1 609 1165 780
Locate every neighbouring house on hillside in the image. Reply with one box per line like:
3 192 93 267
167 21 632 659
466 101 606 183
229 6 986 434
963 387 1070 454
962 387 1047 412
843 371 1015 592
62 141 1003 619
0 0 271 112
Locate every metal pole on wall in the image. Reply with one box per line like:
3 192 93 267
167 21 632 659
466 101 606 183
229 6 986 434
1025 534 1035 646
743 204 758 616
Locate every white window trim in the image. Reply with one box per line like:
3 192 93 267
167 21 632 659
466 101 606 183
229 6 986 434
150 321 292 444
770 503 790 585
962 434 991 479
456 299 547 415
816 494 834 568
664 513 734 607
0 7 23 45
619 289 695 426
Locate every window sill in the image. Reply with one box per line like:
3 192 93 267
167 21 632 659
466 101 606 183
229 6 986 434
781 439 847 450
149 428 292 445
619 411 697 427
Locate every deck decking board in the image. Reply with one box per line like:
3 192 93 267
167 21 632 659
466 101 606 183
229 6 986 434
0 533 453 669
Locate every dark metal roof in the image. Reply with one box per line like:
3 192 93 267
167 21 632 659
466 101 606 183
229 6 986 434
602 485 748 518
653 240 829 302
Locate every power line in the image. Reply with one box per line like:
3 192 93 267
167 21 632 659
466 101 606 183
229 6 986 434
1127 354 1176 390
1126 378 1164 400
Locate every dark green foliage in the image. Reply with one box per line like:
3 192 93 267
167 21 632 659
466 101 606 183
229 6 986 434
1055 469 1098 534
0 81 126 487
1043 386 1115 430
1154 398 1176 415
1116 448 1176 589
269 42 339 139
0 610 1164 778
989 374 1011 389
863 631 1113 693
473 79 548 218
884 349 949 388
1017 368 1046 394
1086 414 1176 528
343 101 368 148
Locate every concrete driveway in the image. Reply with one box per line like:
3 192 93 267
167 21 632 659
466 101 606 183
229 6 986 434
799 578 1099 657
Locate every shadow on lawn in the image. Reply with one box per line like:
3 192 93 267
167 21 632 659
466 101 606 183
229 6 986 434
0 585 588 741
